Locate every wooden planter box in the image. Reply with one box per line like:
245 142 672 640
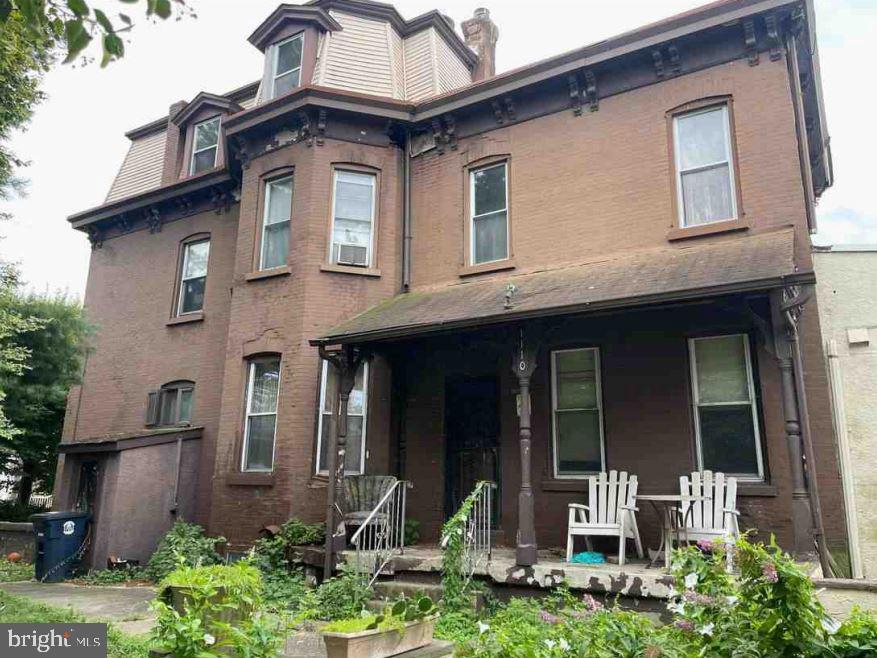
322 617 436 658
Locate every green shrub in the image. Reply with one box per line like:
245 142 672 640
76 565 149 585
251 518 322 611
146 521 225 581
0 558 32 582
261 568 309 611
323 595 436 634
0 500 43 522
296 568 372 622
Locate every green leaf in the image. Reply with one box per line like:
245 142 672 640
118 13 132 25
62 19 92 63
147 0 172 19
65 0 89 18
93 8 113 33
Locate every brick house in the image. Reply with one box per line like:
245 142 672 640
54 0 845 575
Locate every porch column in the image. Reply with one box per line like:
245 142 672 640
319 345 362 576
769 286 829 570
512 338 538 566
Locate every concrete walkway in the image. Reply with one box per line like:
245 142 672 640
0 581 157 635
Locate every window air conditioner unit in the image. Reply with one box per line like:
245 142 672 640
335 243 368 266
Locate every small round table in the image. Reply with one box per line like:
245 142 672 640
636 494 709 569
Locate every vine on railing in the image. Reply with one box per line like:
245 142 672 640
440 481 490 611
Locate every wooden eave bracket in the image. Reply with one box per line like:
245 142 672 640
568 70 598 115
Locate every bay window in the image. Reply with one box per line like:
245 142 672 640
330 170 376 267
260 176 293 270
242 357 281 472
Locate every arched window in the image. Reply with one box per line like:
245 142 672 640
146 381 195 427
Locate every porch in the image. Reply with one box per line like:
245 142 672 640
311 229 837 575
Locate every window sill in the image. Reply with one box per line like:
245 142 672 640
227 471 275 487
738 482 778 497
245 266 292 282
458 259 516 278
320 263 381 278
541 479 588 493
666 218 750 242
166 312 204 327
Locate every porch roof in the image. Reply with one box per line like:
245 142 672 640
313 227 808 346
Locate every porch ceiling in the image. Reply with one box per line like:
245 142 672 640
313 227 808 345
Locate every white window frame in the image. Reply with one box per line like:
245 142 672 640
189 116 221 175
672 104 738 227
315 360 368 476
241 357 281 473
272 33 304 98
550 347 606 479
469 161 509 265
176 238 210 316
259 175 293 270
329 169 376 267
688 334 764 481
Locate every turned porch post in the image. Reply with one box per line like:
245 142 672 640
769 286 831 573
319 345 361 576
512 335 538 566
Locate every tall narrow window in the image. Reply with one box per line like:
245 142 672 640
330 170 376 267
190 116 221 175
551 348 604 477
673 104 737 227
242 357 281 472
273 33 304 98
689 334 763 479
470 162 508 265
316 361 368 474
177 239 210 315
260 176 293 270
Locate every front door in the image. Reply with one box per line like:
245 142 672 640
444 376 501 523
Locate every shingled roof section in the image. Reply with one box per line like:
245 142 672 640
314 227 806 345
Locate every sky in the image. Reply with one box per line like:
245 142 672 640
1 0 875 298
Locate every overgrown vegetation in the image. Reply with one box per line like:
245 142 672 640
0 556 32 582
251 518 323 610
323 595 436 634
0 589 149 658
295 566 373 623
146 521 224 581
440 481 489 612
75 564 150 586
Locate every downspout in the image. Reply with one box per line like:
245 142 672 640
402 129 412 292
171 436 183 516
825 339 863 578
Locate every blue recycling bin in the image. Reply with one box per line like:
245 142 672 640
30 511 90 582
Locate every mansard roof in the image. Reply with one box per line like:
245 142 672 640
171 92 243 126
248 5 343 52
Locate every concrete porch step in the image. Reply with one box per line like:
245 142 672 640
373 580 445 603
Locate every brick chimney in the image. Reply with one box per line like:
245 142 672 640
462 8 499 82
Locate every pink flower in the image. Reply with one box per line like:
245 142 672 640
540 610 561 625
674 620 695 632
682 590 716 606
762 561 779 583
582 594 603 612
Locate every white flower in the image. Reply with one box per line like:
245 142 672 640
559 638 570 651
698 623 715 636
544 639 556 649
725 595 738 606
821 617 841 635
477 621 490 635
667 601 686 615
203 634 216 646
684 572 698 589
667 587 679 599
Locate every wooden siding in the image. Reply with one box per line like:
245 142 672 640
434 27 471 95
403 29 436 101
321 11 396 98
388 22 405 99
105 130 166 203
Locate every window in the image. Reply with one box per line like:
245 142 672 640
190 116 221 175
242 357 281 472
272 33 303 98
330 170 376 267
260 176 293 270
689 334 763 479
470 162 508 265
673 104 737 227
145 381 194 427
177 239 210 315
551 348 604 477
316 361 368 474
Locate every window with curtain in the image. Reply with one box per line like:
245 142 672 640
470 162 508 265
260 176 293 270
316 361 368 474
177 238 209 315
242 357 281 472
689 334 763 479
673 104 737 227
330 170 376 267
190 116 221 175
272 33 303 98
551 348 604 477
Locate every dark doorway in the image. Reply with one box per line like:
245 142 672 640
75 460 99 514
444 376 501 523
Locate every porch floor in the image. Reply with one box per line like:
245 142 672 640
339 545 677 600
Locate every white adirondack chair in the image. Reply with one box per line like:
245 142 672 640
566 470 644 566
675 471 740 566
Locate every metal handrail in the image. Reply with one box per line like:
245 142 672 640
441 481 495 583
350 479 409 587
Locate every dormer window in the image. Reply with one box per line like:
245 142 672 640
273 33 304 98
190 116 220 175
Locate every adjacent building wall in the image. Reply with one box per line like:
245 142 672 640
814 247 877 577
